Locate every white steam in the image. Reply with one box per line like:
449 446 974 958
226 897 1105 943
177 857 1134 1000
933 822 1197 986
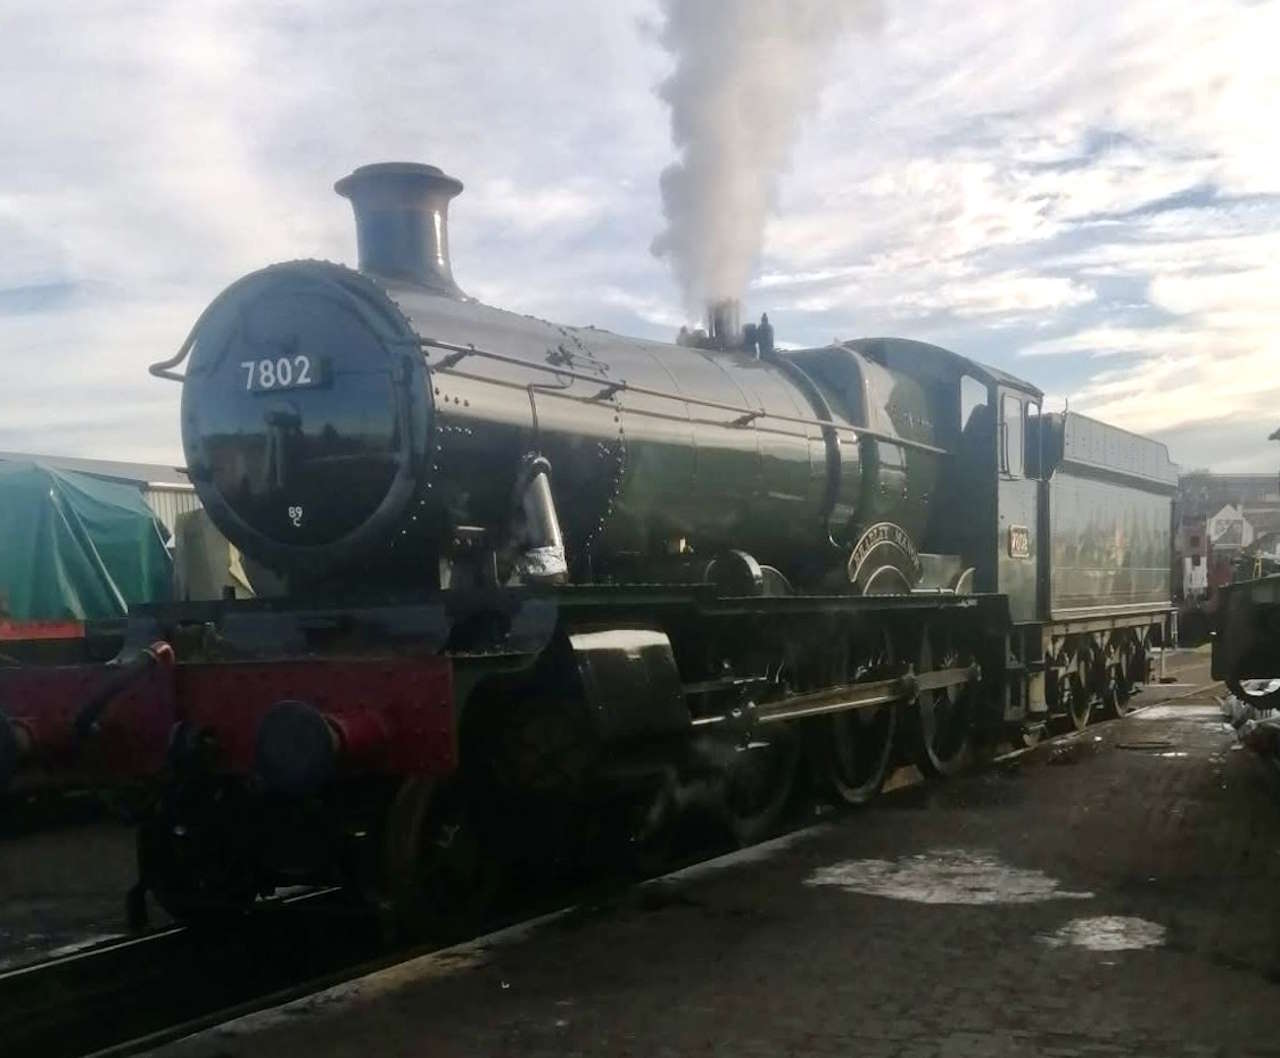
651 0 880 316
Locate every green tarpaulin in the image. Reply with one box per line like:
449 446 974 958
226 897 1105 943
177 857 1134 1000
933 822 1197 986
0 461 172 620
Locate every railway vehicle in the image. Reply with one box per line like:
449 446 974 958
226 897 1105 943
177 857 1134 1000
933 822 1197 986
1210 432 1280 752
0 163 1177 931
1214 573 1280 725
1214 570 1280 765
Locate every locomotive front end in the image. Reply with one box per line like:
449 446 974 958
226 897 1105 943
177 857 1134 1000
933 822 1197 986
169 252 440 580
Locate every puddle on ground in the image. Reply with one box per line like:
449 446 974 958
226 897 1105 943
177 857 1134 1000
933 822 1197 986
804 849 1093 905
1132 704 1222 720
1039 915 1167 951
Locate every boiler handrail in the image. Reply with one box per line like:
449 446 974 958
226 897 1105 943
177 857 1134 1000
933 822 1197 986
417 337 950 457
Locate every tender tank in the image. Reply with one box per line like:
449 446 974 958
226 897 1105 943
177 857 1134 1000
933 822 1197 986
172 163 949 588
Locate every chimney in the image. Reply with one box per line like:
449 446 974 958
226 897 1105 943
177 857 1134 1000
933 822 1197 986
706 299 741 350
334 162 465 297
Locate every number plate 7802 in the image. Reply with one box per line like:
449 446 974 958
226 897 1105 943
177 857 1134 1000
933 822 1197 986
239 355 322 393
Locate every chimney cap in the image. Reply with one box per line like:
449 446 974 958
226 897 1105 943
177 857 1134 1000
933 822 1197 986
334 162 463 201
334 161 465 296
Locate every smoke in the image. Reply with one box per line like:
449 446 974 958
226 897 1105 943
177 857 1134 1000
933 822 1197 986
650 0 880 316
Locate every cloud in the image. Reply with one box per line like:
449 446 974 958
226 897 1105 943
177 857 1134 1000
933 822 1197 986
0 0 1277 476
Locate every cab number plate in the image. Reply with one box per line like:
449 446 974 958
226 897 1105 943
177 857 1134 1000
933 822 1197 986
240 355 320 393
1008 525 1030 559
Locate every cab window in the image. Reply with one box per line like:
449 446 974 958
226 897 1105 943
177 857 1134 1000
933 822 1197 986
960 375 987 435
1001 394 1023 477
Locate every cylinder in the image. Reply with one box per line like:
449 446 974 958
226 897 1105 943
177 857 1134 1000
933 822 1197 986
255 700 340 795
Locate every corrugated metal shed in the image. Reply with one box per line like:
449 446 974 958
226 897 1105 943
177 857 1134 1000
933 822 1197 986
142 485 203 537
0 450 199 537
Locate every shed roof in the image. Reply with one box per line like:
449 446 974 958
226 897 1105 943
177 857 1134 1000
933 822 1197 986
0 451 190 489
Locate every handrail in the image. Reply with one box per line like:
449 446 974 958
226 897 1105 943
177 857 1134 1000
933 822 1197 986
418 337 950 457
149 332 196 382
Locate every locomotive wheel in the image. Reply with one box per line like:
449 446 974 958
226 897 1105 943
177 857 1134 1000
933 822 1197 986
136 780 261 926
822 703 898 805
820 628 898 805
382 778 501 941
722 732 800 847
912 628 973 778
621 773 678 877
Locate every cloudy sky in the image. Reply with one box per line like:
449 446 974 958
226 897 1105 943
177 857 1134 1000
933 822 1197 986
1 0 1277 472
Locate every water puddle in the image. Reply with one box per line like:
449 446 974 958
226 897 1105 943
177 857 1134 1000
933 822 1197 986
1039 915 1166 951
1132 705 1221 720
804 849 1093 905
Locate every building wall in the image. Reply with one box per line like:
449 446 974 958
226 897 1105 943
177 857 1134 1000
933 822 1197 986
1207 504 1254 549
142 486 202 539
1182 555 1208 595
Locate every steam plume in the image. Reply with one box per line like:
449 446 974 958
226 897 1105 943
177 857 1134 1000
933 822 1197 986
651 0 879 315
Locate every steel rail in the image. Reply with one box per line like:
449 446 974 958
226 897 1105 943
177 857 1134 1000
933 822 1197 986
0 888 357 1058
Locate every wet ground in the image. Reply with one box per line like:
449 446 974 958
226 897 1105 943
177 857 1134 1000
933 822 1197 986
0 803 139 971
139 647 1280 1058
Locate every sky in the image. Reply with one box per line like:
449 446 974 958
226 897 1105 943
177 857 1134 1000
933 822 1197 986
1 0 1278 473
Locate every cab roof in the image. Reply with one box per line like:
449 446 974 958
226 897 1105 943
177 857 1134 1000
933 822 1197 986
842 337 1044 402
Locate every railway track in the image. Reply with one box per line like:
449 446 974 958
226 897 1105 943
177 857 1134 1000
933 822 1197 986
0 890 387 1058
2 656 1216 1058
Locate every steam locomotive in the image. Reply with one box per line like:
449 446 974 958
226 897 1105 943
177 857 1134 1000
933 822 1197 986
0 163 1178 932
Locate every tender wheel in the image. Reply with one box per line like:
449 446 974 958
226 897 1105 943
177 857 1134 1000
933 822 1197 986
912 627 973 778
721 730 799 846
1052 651 1092 732
382 778 501 941
1066 663 1092 731
1108 640 1135 717
1098 644 1124 718
1126 631 1150 690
